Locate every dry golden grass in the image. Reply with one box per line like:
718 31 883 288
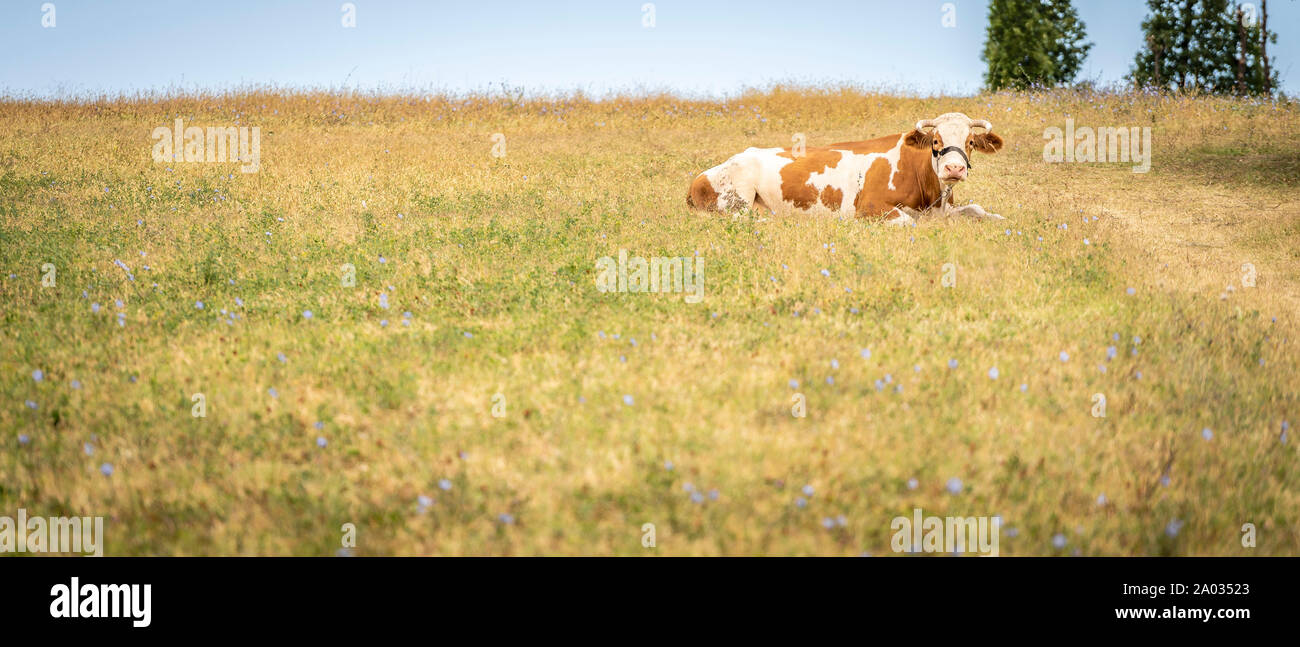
1 86 1297 555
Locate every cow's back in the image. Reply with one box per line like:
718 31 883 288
687 133 931 217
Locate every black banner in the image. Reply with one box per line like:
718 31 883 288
1 557 1291 636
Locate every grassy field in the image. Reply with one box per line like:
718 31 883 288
1 87 1298 556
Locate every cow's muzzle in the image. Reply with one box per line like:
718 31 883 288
935 145 971 182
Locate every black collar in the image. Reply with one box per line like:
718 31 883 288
933 145 972 169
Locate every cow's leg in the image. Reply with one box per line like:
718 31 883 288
884 206 918 226
689 157 758 214
951 203 1005 220
692 183 757 213
717 186 757 212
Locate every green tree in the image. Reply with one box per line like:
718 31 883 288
983 0 1093 90
1131 0 1179 89
1043 0 1093 83
1244 0 1280 95
1131 0 1279 94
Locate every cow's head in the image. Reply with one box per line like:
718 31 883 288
904 112 1003 185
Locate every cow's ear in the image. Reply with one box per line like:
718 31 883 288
903 128 929 149
972 132 1003 153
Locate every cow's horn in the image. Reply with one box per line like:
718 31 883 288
914 119 938 131
969 118 993 131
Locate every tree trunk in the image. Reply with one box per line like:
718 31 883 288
1154 42 1162 88
1177 0 1194 91
1260 0 1270 95
1235 8 1247 95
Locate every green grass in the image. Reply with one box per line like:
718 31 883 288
1 87 1298 555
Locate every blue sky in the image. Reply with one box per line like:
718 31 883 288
2 0 1297 98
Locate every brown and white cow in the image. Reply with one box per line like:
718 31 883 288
687 112 1005 225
